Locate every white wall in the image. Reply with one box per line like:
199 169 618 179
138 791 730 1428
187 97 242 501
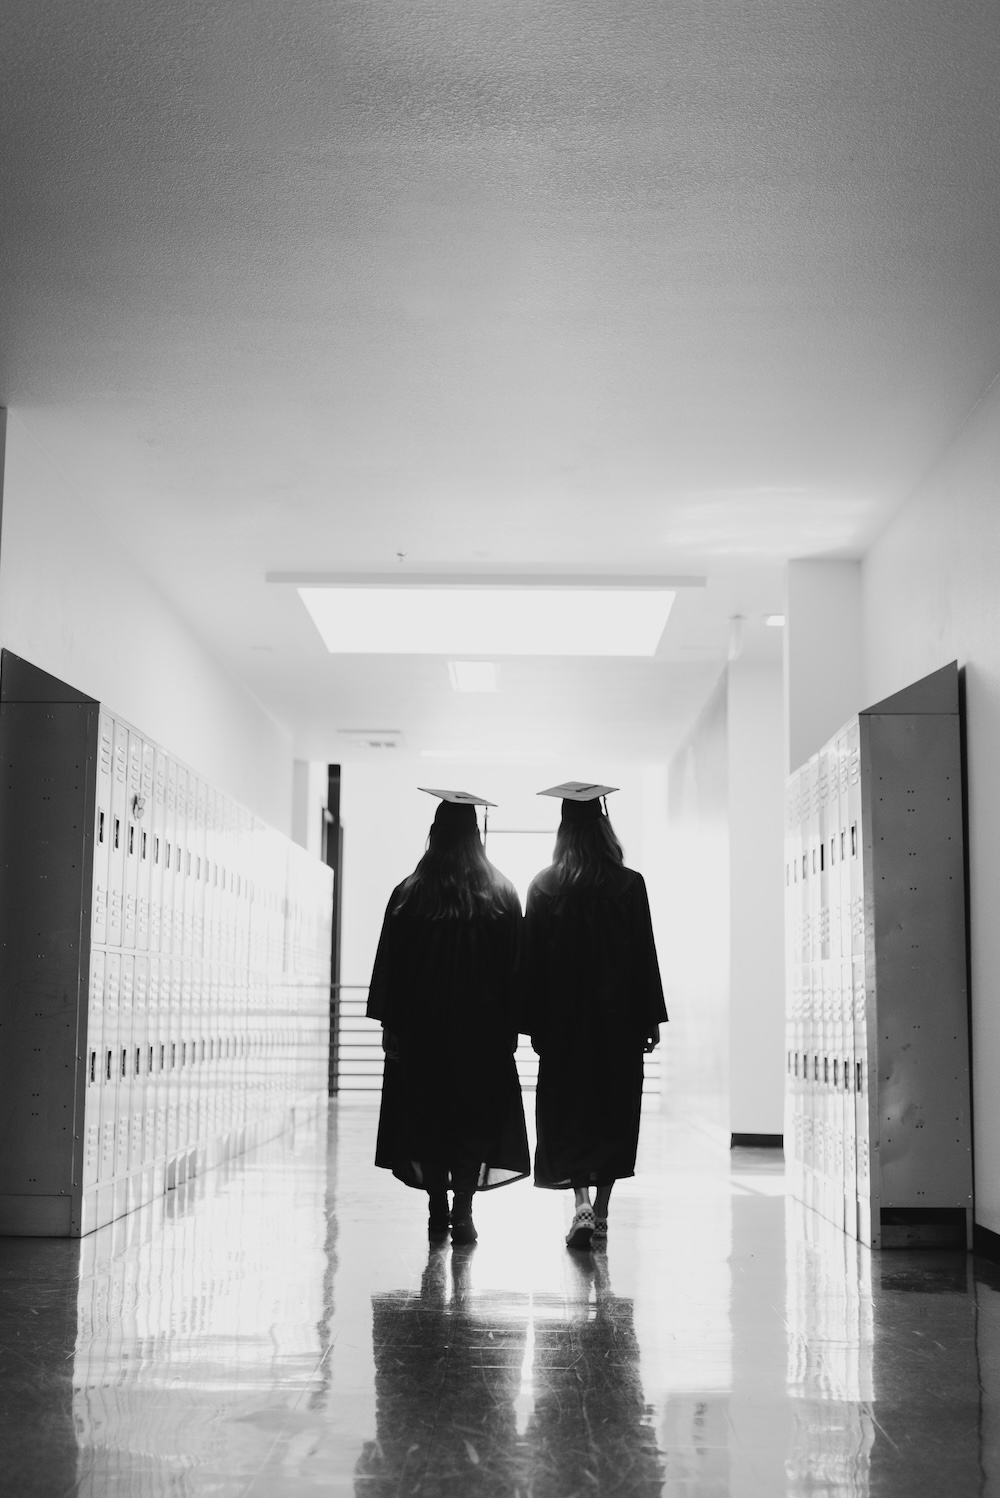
663 676 730 1137
785 560 864 772
0 412 294 831
863 379 1000 1236
291 760 329 857
728 659 785 1136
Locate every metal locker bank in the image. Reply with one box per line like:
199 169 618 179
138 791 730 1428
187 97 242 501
784 661 973 1249
0 651 333 1237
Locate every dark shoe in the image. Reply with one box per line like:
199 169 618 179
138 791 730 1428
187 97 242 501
451 1212 478 1245
428 1192 451 1237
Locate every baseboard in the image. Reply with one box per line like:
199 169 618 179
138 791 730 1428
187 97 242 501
730 1132 783 1149
974 1222 1000 1264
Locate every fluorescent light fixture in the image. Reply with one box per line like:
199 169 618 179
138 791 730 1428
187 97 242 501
298 587 674 656
448 661 498 693
420 749 559 763
764 614 786 627
337 728 403 749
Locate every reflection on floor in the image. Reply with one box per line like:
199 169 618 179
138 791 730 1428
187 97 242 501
1 1101 998 1496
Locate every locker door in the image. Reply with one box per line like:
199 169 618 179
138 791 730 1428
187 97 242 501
117 955 135 1184
161 756 177 957
108 721 128 948
179 959 192 1158
212 789 224 963
130 956 148 1183
817 750 833 1226
787 772 804 1203
165 959 182 1162
837 730 858 1238
204 787 215 967
172 765 185 955
82 951 106 1195
123 732 142 951
848 719 876 1245
184 956 200 1154
98 953 122 1223
177 768 194 958
92 713 114 947
194 777 208 960
136 741 155 953
149 957 168 1168
149 749 167 954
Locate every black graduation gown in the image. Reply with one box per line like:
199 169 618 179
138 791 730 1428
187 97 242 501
521 865 667 1189
367 882 529 1192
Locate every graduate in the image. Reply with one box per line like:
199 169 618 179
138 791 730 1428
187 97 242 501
521 782 667 1251
367 789 529 1244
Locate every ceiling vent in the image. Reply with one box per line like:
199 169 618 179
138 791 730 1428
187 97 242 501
337 728 403 750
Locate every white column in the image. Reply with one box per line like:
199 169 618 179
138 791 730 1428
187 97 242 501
728 659 785 1137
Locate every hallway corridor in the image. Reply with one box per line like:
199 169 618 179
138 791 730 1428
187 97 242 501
2 1102 997 1497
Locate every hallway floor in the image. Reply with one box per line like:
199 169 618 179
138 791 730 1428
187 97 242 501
2 1101 999 1497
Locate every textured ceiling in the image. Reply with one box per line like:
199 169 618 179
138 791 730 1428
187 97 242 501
3 1 1000 759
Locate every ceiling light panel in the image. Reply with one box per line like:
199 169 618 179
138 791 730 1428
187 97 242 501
299 587 675 656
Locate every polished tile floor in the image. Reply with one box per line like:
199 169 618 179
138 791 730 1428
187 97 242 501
2 1101 1000 1496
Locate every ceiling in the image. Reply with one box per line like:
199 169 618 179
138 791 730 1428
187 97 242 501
3 0 1000 762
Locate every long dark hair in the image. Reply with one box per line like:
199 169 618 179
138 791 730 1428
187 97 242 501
394 802 514 920
550 803 625 890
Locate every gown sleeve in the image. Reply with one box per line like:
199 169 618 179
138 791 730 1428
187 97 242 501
366 888 400 1024
630 873 668 1038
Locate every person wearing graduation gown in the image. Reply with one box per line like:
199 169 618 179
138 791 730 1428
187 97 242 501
367 789 529 1244
521 782 667 1252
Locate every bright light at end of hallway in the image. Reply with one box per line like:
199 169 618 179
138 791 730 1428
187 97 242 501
448 661 498 692
298 587 675 655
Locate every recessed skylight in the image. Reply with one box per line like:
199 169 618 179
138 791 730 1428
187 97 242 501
298 587 675 656
448 661 498 693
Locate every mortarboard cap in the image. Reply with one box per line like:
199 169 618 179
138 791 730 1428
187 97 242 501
537 782 618 802
419 787 497 807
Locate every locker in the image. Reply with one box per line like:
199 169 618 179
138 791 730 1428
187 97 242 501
137 740 155 953
98 954 121 1204
149 957 168 1165
785 663 973 1249
107 720 128 947
165 959 182 1161
175 766 191 956
92 713 114 947
194 777 208 959
83 951 107 1191
116 955 136 1178
130 957 149 1175
122 731 142 950
149 749 167 952
162 756 178 956
0 649 332 1236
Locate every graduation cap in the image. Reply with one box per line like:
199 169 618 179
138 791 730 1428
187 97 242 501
538 781 619 819
419 787 496 840
419 788 497 806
